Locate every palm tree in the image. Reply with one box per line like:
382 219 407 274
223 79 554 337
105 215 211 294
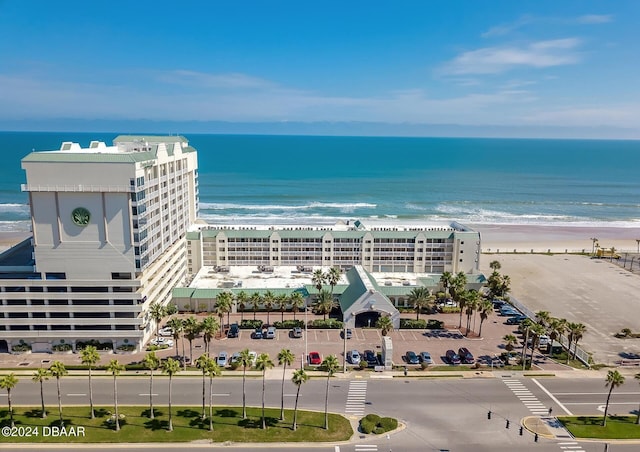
239 348 252 419
464 290 480 336
291 369 309 432
256 352 275 429
80 345 101 419
408 286 433 320
528 323 547 366
326 267 341 295
321 355 340 430
603 370 625 426
143 351 160 419
290 292 305 320
548 317 568 344
503 334 518 353
216 291 234 333
251 292 262 321
196 353 214 420
291 368 309 431
204 356 221 431
201 316 218 355
106 359 125 431
312 269 325 293
32 368 49 418
535 310 551 328
457 290 468 329
520 318 534 370
451 271 468 302
489 260 502 271
478 299 493 337
49 361 67 426
166 316 184 360
439 271 454 298
569 322 587 362
236 290 248 322
183 316 200 365
263 290 275 326
0 373 18 428
162 357 181 432
375 315 394 336
278 348 295 420
149 301 166 343
315 289 335 320
277 294 288 323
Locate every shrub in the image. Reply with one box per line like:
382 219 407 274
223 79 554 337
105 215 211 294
52 343 72 352
239 319 263 329
399 319 427 329
11 344 32 352
358 360 368 370
117 344 136 352
420 362 430 370
439 306 461 313
426 319 444 329
309 319 344 329
146 344 169 351
273 319 304 329
77 339 113 351
360 414 398 435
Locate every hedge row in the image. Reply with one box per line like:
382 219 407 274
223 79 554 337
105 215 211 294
239 319 263 329
272 319 305 329
308 319 344 329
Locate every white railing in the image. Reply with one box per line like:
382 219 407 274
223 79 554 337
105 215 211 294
22 184 131 193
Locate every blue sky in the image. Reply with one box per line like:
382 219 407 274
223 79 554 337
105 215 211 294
0 1 638 135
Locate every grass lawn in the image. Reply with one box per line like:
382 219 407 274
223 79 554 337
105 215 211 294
0 406 353 443
559 416 640 439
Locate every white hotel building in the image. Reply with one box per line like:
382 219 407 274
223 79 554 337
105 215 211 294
0 136 198 352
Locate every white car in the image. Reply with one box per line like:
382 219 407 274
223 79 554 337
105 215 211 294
217 351 228 367
150 337 174 347
248 351 257 366
159 327 173 337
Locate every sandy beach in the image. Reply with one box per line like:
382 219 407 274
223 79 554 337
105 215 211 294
470 224 639 254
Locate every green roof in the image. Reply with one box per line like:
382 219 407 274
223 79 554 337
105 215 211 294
379 286 417 296
173 287 309 300
219 230 272 239
303 284 349 295
276 230 326 239
186 231 201 240
172 287 195 298
338 267 368 313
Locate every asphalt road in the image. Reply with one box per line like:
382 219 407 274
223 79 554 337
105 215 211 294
2 375 640 451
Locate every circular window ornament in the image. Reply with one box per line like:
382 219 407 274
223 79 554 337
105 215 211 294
71 207 91 226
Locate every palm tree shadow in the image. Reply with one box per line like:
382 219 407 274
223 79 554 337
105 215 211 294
215 408 237 418
95 408 109 417
141 408 164 418
177 408 199 418
23 409 44 418
238 416 279 429
144 418 170 430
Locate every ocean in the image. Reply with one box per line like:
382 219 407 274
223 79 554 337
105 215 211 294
1 131 639 231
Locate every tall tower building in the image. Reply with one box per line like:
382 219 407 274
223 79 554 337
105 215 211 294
0 135 198 352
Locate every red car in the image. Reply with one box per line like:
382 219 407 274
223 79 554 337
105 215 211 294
308 351 322 365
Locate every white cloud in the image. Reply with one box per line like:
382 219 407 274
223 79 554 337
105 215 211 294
576 14 613 24
481 15 533 38
156 70 275 89
439 38 582 75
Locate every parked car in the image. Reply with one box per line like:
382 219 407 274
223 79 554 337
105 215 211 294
265 326 276 339
252 328 263 339
500 305 520 316
405 351 420 365
347 350 361 365
419 351 433 365
290 327 303 338
506 315 528 325
341 328 353 339
158 327 173 337
363 349 379 367
445 349 461 364
227 323 239 338
308 351 322 365
538 335 551 346
217 351 228 367
248 351 257 366
492 299 506 308
230 352 241 365
150 337 174 347
458 347 474 364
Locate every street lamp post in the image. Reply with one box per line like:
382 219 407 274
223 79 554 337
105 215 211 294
636 239 640 254
591 237 598 255
303 297 308 368
343 321 347 373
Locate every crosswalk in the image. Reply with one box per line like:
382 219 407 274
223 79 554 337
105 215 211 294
354 445 378 452
557 441 585 452
345 380 367 416
502 378 550 416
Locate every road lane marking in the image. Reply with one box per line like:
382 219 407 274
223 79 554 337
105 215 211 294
67 393 86 396
531 378 572 415
138 393 159 396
